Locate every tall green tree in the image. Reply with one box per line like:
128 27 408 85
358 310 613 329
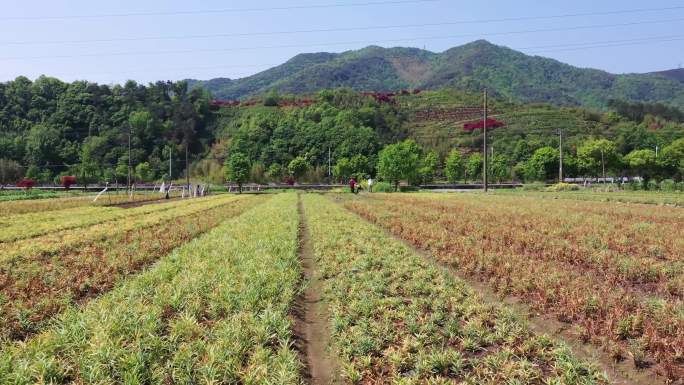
135 162 154 182
466 153 483 182
445 149 464 183
334 158 353 182
288 156 310 182
377 140 422 191
660 138 684 180
577 139 620 178
418 151 439 184
71 139 101 188
224 152 250 193
624 149 659 185
523 147 559 182
490 154 511 183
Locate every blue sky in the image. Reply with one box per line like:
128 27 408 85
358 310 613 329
1 0 683 84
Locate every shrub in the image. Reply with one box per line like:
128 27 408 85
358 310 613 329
546 183 580 192
521 182 546 191
647 179 659 191
16 179 36 190
660 179 677 192
399 185 420 192
373 181 393 192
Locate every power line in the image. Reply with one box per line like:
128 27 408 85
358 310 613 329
2 20 684 62
0 0 439 21
529 36 684 54
2 8 684 46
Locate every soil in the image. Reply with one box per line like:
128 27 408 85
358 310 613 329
293 195 339 385
341 198 667 385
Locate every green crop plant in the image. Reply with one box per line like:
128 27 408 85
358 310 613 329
301 194 607 384
0 195 264 340
343 192 684 382
0 193 302 385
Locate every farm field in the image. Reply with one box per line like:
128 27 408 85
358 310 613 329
0 194 263 340
495 190 684 207
1 191 680 384
0 193 303 384
342 192 684 383
0 193 221 242
302 194 608 384
0 192 175 216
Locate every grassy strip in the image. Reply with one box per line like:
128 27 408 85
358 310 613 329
344 194 684 381
0 193 169 216
0 191 88 203
303 194 607 384
1 195 223 243
0 194 246 264
0 195 264 341
0 193 302 384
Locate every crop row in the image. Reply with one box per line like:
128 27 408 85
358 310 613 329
343 194 684 381
1 194 221 243
0 193 303 385
0 193 167 216
0 194 264 341
380 194 684 294
303 194 607 384
496 190 684 207
0 194 248 264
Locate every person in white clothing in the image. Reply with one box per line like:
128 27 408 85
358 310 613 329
367 177 374 193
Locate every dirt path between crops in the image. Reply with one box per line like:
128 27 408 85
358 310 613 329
294 195 338 385
339 199 664 385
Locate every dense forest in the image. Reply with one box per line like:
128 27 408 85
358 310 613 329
0 76 212 185
1 76 684 188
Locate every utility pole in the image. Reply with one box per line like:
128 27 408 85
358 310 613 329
185 141 190 196
328 146 332 184
601 149 606 183
168 149 172 180
127 123 132 192
558 129 564 183
483 88 488 192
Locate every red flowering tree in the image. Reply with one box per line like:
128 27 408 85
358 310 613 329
61 175 77 190
463 118 506 132
16 179 36 191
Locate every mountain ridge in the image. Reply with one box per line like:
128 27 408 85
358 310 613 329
187 40 684 109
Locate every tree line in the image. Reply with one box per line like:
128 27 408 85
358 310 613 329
0 76 212 187
1 81 683 189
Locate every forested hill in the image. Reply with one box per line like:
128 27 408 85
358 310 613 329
188 40 684 110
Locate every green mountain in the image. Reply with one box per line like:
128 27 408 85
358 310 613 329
188 40 684 109
651 68 684 83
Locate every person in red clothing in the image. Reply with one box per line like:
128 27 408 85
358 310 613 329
348 178 357 194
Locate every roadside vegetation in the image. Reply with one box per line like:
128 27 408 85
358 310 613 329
303 194 608 384
343 193 684 382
